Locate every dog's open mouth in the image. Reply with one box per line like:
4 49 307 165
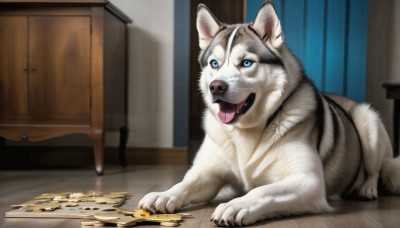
216 93 256 124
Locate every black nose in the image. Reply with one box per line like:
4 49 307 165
209 80 228 95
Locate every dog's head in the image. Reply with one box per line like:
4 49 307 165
197 1 292 128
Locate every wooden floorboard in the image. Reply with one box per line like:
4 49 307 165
1 166 400 228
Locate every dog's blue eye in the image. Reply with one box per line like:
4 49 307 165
241 60 254 67
210 59 219 69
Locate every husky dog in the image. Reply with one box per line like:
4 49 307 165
139 1 400 226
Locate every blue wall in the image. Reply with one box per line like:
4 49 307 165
246 0 368 101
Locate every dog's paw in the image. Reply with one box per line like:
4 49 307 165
138 192 181 214
210 199 258 227
358 184 378 200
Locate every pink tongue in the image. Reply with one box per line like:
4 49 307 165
218 103 238 124
218 110 236 123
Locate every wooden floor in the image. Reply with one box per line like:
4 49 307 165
1 166 400 228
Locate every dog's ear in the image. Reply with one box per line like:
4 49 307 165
196 4 221 50
251 1 284 49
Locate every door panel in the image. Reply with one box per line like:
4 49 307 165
28 16 91 123
0 16 28 121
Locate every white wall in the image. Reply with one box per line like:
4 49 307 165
109 0 174 147
366 0 400 142
389 0 400 82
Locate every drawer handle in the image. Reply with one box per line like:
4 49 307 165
31 65 36 72
20 133 28 140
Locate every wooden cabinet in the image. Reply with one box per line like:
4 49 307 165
0 0 132 174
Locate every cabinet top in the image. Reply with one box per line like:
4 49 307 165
0 0 132 23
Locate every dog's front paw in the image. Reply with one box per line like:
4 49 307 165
358 175 379 200
210 199 257 227
138 192 181 214
358 184 378 200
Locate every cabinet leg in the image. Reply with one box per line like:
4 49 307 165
394 100 400 157
92 133 104 175
119 127 128 167
0 137 5 152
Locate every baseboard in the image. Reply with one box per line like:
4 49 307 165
0 146 188 169
124 147 188 165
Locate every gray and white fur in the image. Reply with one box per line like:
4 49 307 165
139 1 400 226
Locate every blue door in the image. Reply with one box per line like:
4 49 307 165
246 0 368 101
